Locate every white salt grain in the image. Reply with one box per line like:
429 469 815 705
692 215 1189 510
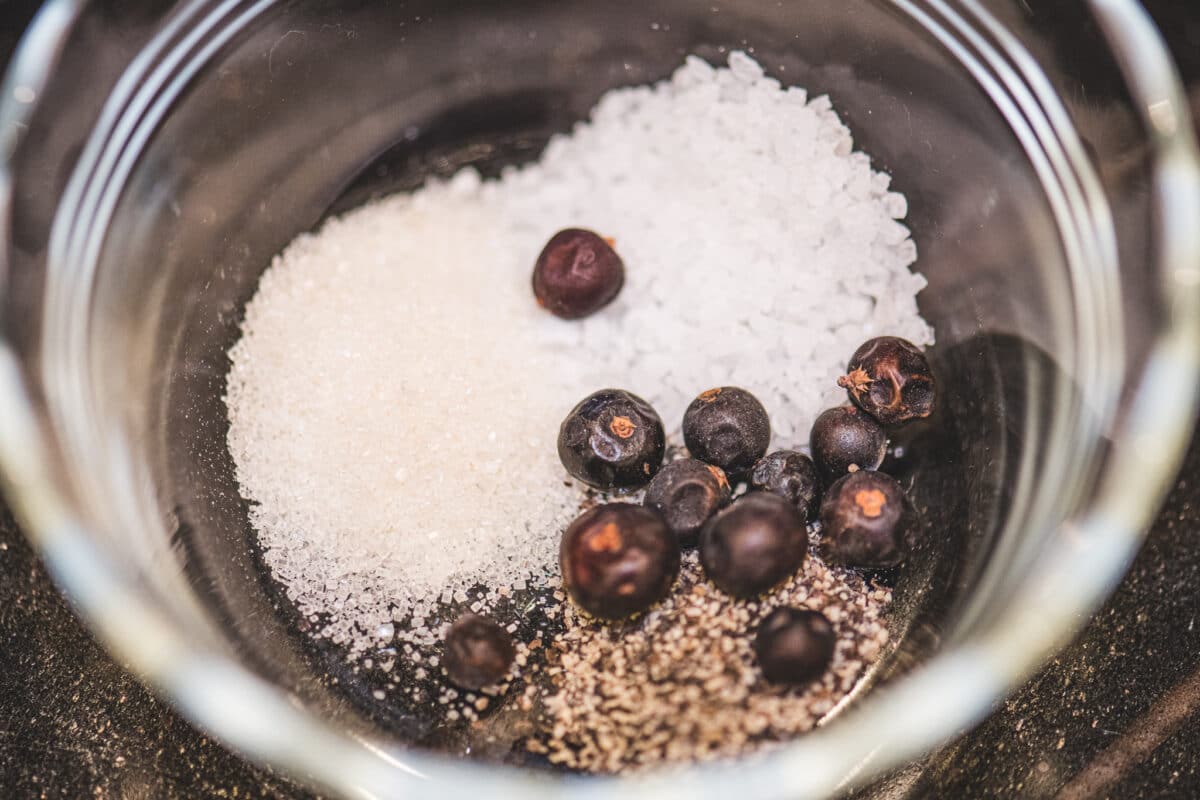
225 53 933 652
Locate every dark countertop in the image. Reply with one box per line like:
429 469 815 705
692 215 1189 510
908 426 1200 799
3 3 1200 799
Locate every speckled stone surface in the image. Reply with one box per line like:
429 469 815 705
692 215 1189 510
2 3 1200 799
898 421 1200 799
0 499 317 799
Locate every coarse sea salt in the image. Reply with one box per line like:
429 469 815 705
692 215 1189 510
225 52 933 653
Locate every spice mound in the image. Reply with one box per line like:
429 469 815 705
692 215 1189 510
526 552 890 773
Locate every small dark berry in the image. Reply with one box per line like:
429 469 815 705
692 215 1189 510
819 470 915 568
837 336 935 426
750 450 821 520
699 492 807 598
558 389 665 490
754 607 836 686
809 406 887 483
532 228 624 319
643 458 732 546
682 387 771 478
560 502 680 620
442 613 516 690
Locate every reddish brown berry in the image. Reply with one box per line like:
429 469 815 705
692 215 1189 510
754 607 836 686
819 471 915 568
682 387 771 478
557 389 665 490
837 336 935 426
532 228 624 319
442 613 516 690
560 503 680 620
699 492 807 598
750 450 821 520
809 406 887 483
643 458 732 546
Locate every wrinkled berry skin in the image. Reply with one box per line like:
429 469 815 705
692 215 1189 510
558 389 665 490
809 406 887 483
750 450 821 520
443 613 516 690
560 503 681 620
754 607 836 686
699 492 807 598
837 336 935 426
643 458 732 546
682 387 771 478
532 228 625 319
819 471 915 568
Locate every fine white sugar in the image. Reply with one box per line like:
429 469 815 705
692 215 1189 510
225 53 933 652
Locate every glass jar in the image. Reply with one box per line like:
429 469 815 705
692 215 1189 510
0 0 1197 797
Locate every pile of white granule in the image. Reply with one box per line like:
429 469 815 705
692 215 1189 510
224 52 933 652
